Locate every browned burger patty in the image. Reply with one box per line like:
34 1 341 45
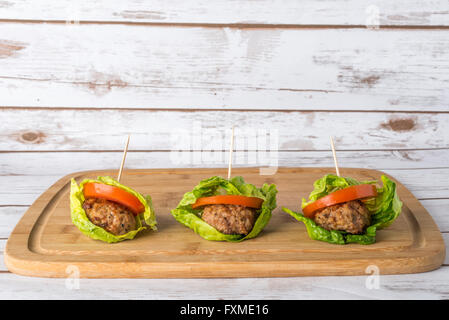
82 198 137 236
201 204 257 235
313 200 370 234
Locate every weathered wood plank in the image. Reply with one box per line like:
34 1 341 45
0 207 25 238
2 150 449 177
0 266 447 299
385 168 449 200
443 233 449 265
0 176 53 206
0 24 448 111
1 222 447 272
0 158 448 205
2 109 449 151
0 240 5 271
0 1 448 26
421 200 449 232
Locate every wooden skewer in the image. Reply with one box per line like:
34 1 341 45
117 134 130 183
227 126 235 180
330 136 340 177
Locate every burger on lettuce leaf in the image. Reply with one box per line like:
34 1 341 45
70 176 157 243
171 176 277 242
282 174 402 245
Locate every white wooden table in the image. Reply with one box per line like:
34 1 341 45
0 1 448 299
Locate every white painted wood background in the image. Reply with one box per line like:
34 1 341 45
0 1 448 299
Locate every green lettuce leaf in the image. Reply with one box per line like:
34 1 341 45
283 174 402 245
171 176 278 242
70 176 157 243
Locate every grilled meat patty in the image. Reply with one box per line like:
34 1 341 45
82 198 137 236
201 204 258 235
313 200 370 234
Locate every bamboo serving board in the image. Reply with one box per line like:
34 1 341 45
4 167 446 278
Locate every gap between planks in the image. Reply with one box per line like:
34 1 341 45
1 106 449 114
2 19 449 30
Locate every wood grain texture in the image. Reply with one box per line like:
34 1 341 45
4 167 445 278
2 109 448 151
0 1 448 26
0 24 448 110
0 240 7 271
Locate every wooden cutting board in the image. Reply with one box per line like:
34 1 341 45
4 167 446 278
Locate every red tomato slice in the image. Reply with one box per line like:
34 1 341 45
191 195 263 209
83 183 145 215
302 184 377 218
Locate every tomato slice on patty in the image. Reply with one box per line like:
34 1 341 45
83 183 145 215
191 195 263 209
302 184 378 219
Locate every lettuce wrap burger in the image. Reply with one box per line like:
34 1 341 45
171 176 277 242
70 176 157 243
282 174 402 245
